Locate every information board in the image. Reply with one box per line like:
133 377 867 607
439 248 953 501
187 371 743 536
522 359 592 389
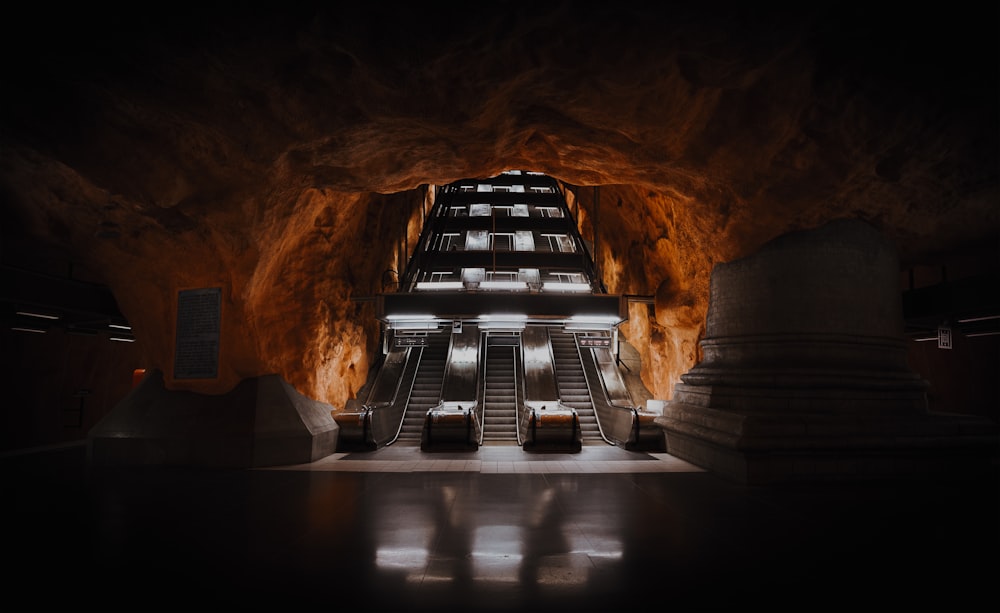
174 287 221 379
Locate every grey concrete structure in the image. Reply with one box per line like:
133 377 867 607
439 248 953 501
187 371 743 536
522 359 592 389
657 220 998 484
87 369 339 468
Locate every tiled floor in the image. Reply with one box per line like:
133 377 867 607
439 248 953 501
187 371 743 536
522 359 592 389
2 441 997 612
264 441 705 474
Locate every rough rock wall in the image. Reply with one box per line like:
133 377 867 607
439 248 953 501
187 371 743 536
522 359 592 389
1 3 996 409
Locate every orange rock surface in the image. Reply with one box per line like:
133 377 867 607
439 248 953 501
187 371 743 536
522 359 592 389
1 4 996 409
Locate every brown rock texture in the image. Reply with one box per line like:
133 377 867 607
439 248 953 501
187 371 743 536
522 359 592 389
1 3 997 408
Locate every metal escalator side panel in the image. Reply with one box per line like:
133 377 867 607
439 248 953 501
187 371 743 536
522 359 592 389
422 323 482 449
592 345 634 408
520 326 581 452
441 323 480 406
521 325 559 406
365 344 411 407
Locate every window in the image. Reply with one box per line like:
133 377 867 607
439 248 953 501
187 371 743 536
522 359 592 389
535 206 563 218
486 270 517 282
465 230 489 251
439 233 461 251
514 231 535 251
543 234 575 253
491 233 514 251
551 272 586 284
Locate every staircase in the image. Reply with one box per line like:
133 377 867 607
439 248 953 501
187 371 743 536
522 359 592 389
397 333 449 442
549 329 604 442
482 338 519 443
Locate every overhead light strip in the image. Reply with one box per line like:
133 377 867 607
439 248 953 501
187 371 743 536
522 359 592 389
16 311 60 320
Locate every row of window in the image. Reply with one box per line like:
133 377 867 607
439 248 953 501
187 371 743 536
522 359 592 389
415 268 590 292
442 203 565 218
430 231 576 253
453 184 555 194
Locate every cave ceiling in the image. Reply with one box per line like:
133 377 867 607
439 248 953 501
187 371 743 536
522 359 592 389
1 2 997 403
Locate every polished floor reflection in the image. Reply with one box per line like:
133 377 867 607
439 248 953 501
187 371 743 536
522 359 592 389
2 442 997 612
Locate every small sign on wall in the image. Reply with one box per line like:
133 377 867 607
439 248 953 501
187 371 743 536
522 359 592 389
174 287 222 379
937 325 953 350
395 336 427 347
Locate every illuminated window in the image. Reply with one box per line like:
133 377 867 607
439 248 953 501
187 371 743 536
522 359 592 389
466 230 489 250
543 234 575 252
535 206 563 218
514 231 535 251
551 272 586 284
470 203 491 216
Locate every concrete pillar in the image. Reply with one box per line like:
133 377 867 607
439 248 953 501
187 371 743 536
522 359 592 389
656 219 998 484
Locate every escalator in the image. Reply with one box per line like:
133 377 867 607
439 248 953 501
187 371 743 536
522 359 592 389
549 329 606 444
482 335 520 443
397 332 450 443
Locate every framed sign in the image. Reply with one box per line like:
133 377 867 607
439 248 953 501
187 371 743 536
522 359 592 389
174 287 221 379
937 325 953 350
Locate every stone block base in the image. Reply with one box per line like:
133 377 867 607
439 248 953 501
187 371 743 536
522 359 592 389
657 405 999 485
87 369 339 468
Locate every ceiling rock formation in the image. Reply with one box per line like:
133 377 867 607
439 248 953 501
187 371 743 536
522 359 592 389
2 3 997 409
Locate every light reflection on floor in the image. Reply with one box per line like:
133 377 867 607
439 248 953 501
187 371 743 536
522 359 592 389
2 443 996 612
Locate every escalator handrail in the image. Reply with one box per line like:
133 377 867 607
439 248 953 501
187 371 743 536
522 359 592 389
386 341 428 445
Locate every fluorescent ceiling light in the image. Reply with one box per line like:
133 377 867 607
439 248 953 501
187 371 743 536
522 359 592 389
16 311 60 320
569 315 621 324
480 281 527 290
480 314 527 321
958 315 1000 323
386 314 437 321
542 282 590 292
390 322 441 330
415 282 464 290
